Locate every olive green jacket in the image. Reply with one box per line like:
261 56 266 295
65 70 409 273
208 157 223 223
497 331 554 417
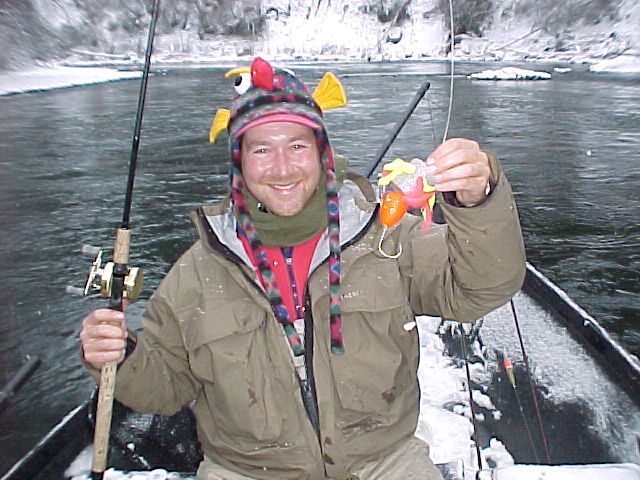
106 155 525 479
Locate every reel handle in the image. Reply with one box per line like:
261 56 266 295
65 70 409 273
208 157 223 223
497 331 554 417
82 244 102 257
66 285 85 296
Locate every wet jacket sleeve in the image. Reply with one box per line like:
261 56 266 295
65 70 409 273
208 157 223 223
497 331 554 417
106 255 202 416
397 152 526 322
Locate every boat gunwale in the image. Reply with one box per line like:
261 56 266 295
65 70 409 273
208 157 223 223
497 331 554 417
1 402 91 480
522 262 640 404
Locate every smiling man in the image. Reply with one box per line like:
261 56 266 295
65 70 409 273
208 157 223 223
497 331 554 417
80 58 526 480
241 122 322 217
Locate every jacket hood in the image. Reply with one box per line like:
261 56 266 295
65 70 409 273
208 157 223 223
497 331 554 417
192 173 377 274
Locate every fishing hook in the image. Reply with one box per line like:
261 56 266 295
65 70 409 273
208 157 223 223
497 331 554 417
377 225 403 258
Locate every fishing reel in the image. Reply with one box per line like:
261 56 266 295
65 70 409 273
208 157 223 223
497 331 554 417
66 244 143 302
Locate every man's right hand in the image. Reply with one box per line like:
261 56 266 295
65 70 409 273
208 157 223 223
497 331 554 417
79 308 128 369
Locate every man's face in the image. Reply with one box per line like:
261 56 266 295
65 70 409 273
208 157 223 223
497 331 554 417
241 122 321 217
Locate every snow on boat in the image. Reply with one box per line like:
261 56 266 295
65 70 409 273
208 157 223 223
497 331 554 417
3 263 640 480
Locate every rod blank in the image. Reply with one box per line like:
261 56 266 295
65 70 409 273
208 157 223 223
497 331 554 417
366 81 430 180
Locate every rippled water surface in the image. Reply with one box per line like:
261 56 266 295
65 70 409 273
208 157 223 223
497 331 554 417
0 62 638 474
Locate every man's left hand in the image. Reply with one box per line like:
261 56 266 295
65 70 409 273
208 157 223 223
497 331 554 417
427 138 491 207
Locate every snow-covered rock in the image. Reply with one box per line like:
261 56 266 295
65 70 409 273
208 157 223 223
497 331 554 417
468 67 551 80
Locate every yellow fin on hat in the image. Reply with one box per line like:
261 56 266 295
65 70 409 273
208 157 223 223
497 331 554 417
209 108 230 143
312 72 347 110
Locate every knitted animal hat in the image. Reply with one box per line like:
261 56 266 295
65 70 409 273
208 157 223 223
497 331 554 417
209 57 348 354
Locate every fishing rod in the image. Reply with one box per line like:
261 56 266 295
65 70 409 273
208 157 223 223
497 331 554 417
508 299 552 463
458 329 486 478
68 1 161 478
0 356 41 414
500 354 542 464
365 81 430 179
440 0 549 471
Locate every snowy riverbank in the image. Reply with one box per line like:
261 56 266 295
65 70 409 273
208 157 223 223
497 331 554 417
2 52 639 98
0 66 141 96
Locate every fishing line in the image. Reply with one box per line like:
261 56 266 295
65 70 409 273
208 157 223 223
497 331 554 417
510 299 552 463
442 0 455 143
425 0 455 148
443 1 483 475
425 95 439 151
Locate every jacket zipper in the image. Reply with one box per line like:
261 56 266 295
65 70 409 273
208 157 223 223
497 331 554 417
197 205 381 454
282 247 321 440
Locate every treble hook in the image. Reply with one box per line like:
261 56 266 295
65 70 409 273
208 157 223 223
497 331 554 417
378 225 402 258
378 191 407 258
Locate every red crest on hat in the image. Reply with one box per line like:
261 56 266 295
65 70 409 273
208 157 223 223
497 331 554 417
250 57 274 91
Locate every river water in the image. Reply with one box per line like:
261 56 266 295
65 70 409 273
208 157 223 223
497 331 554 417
0 61 639 474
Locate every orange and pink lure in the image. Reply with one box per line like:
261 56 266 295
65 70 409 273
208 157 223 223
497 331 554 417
377 158 436 258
